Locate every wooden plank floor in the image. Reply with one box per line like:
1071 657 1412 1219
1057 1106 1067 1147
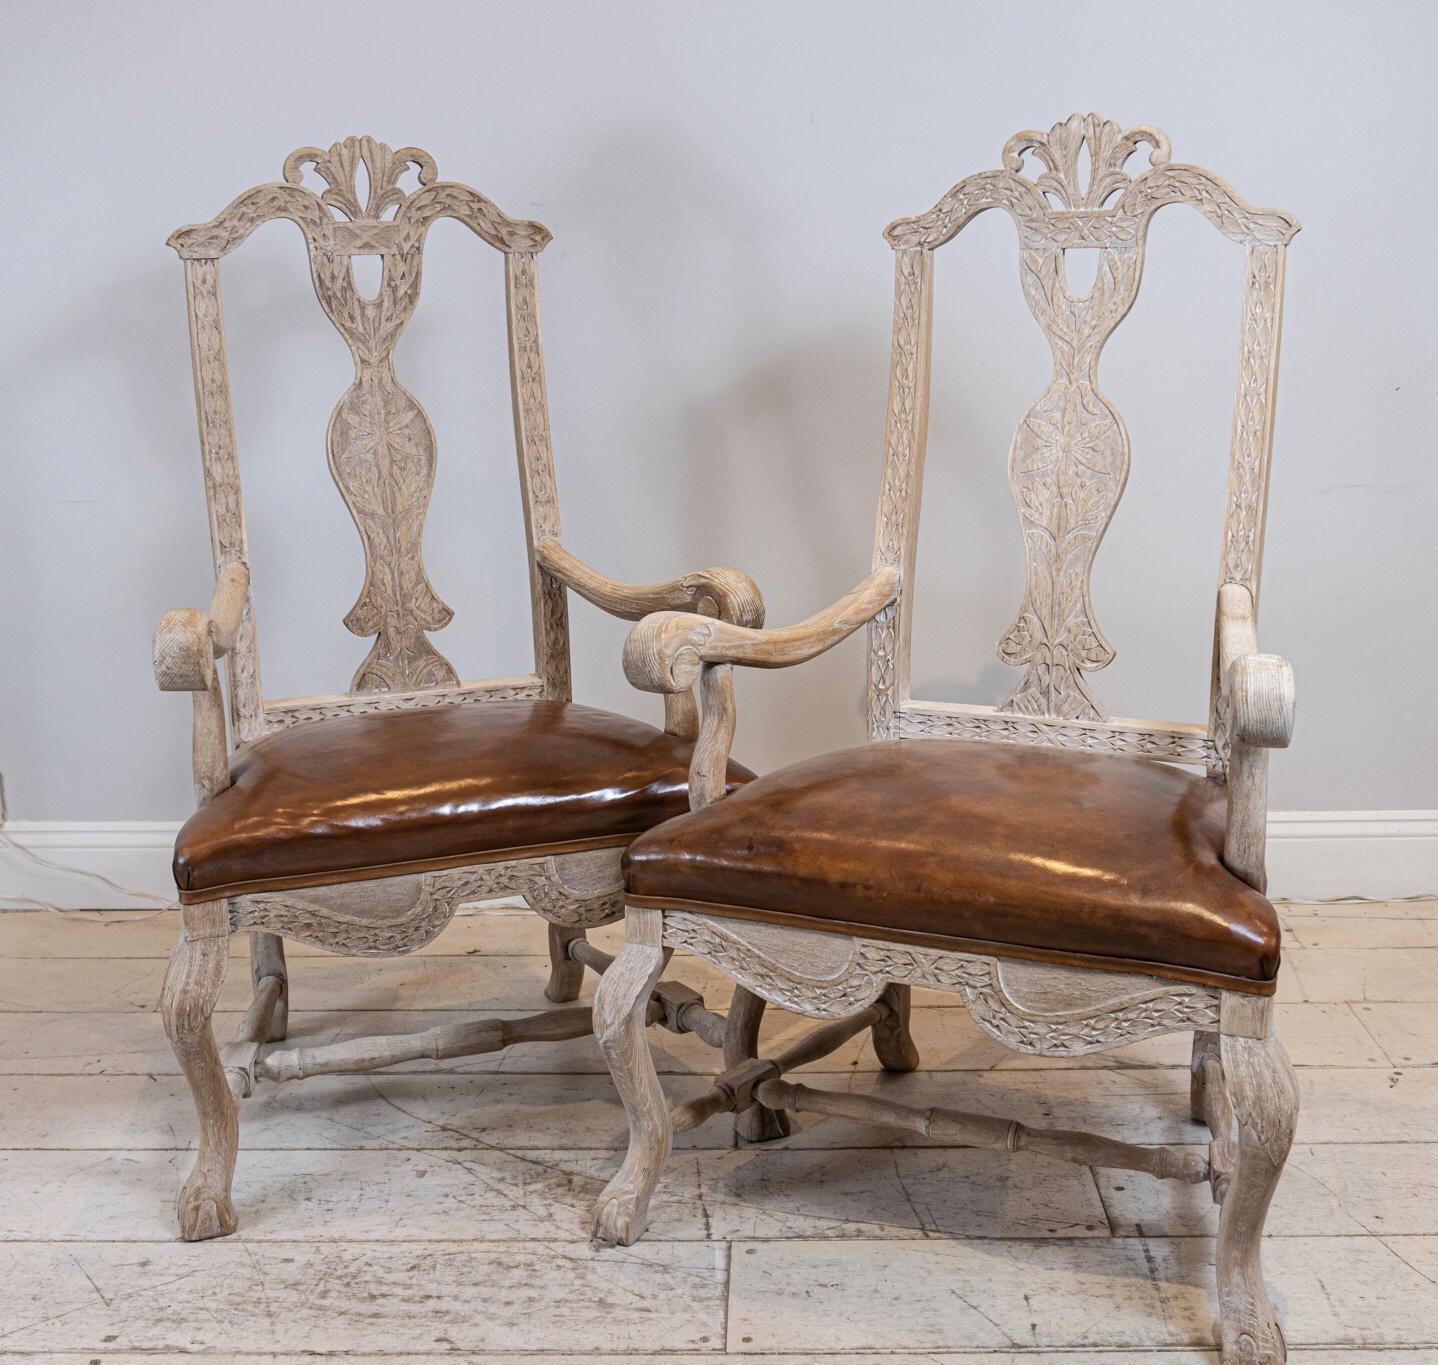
1 900 1436 1362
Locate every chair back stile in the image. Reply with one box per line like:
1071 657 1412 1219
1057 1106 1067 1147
866 114 1299 777
167 136 571 748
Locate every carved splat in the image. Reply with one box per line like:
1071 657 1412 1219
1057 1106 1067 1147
168 136 555 699
295 140 452 692
999 243 1141 719
875 113 1300 738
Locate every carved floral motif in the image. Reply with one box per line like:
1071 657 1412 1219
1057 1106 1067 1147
283 137 437 222
867 247 929 739
998 246 1141 720
664 912 1220 1054
169 137 559 703
1003 113 1170 210
229 850 625 956
896 704 1219 767
875 115 1297 738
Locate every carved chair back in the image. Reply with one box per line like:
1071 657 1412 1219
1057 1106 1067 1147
866 114 1299 776
168 137 569 747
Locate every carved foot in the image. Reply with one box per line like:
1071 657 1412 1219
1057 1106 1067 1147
250 932 288 1041
162 905 239 1241
1216 1031 1298 1364
872 983 920 1073
591 1184 650 1247
591 910 672 1246
725 985 791 1142
176 1166 238 1242
545 923 587 1003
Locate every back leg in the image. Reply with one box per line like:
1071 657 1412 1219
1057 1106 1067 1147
545 923 587 1003
250 932 288 1041
726 985 791 1141
871 983 920 1072
1191 1029 1220 1120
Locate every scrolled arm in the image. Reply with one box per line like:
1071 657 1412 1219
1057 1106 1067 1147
153 561 249 805
1216 582 1296 892
153 561 250 692
625 566 901 810
535 538 764 629
623 567 900 694
1218 583 1294 749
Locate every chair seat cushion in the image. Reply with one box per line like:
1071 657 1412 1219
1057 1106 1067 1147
624 739 1280 993
174 701 752 902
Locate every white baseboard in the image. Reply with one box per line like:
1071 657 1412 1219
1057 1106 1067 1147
1 812 1434 911
1265 809 1437 901
0 821 179 909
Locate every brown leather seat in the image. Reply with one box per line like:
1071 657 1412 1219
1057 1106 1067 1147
174 701 753 902
624 739 1280 993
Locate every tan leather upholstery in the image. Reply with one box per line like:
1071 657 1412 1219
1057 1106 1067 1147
624 739 1280 993
174 701 753 902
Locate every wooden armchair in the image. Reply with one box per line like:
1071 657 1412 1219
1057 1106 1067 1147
155 137 748 1242
593 115 1300 1364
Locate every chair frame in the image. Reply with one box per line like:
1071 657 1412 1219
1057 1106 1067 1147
154 137 744 1241
593 114 1300 1364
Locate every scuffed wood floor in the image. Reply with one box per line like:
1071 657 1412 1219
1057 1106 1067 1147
1 900 1436 1362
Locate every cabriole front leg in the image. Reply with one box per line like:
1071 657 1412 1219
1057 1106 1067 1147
591 906 673 1246
1217 1031 1298 1363
161 901 238 1241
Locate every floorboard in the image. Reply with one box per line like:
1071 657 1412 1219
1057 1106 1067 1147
0 902 1433 1358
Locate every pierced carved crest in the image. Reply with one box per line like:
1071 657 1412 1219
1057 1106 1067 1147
283 137 437 222
1003 113 1171 210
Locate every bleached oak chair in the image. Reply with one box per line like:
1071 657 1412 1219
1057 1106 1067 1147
594 114 1301 1364
155 136 749 1242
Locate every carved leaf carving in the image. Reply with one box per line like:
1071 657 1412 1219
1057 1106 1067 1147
998 247 1140 720
1003 113 1170 210
877 115 1297 736
282 137 437 222
169 137 560 703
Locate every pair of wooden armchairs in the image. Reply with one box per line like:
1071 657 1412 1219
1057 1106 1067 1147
157 118 1298 1363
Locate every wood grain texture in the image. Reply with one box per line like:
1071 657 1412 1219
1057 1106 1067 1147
597 114 1303 1363
1217 1031 1300 1363
875 112 1297 768
591 905 673 1245
159 902 236 1240
151 136 765 1243
662 912 1222 1048
535 538 764 628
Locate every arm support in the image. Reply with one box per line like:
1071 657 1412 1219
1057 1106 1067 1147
153 561 250 804
1216 583 1295 892
624 567 901 808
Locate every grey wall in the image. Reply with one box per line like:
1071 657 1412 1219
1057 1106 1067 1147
1 0 1434 821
